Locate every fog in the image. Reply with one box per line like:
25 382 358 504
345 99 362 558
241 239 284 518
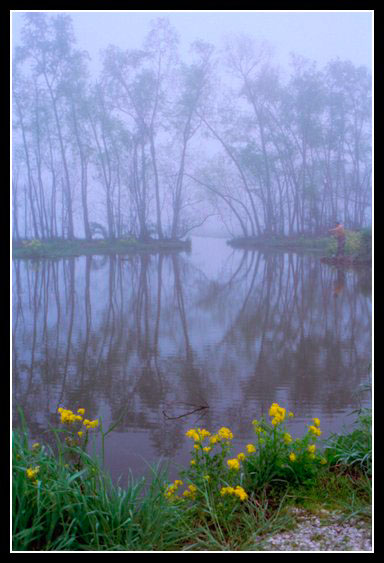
11 10 372 240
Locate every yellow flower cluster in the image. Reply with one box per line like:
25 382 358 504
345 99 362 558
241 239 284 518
217 427 233 441
58 407 83 425
185 428 211 442
308 418 322 437
269 403 286 426
246 443 256 453
26 466 39 484
26 466 39 480
182 484 197 499
283 432 292 444
186 426 233 448
237 452 245 461
83 419 99 430
227 458 240 471
164 479 183 498
289 452 296 462
58 407 98 430
220 485 248 501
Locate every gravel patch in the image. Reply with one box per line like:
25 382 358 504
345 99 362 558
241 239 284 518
254 508 372 552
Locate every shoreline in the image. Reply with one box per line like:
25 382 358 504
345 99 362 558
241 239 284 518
226 234 371 265
12 237 192 259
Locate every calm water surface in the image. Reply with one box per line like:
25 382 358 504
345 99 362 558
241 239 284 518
12 236 372 484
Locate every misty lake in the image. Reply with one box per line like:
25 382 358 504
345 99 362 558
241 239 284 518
12 236 371 484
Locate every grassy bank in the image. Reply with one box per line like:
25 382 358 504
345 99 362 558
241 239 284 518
228 229 372 264
12 237 191 259
228 235 331 252
12 401 371 551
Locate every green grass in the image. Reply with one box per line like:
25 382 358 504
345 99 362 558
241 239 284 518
12 237 191 259
12 404 371 551
227 234 331 252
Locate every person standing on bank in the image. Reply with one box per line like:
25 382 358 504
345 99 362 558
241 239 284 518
329 221 346 257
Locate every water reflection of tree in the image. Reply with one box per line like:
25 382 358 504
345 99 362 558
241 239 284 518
200 251 371 431
12 250 371 463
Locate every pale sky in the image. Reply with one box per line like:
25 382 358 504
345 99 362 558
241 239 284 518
11 10 372 74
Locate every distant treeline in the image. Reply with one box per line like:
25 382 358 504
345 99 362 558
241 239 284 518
12 14 371 242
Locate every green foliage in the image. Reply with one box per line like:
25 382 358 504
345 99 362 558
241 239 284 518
12 407 186 551
326 228 372 258
345 230 363 255
241 408 327 492
12 401 371 551
324 409 372 475
360 227 372 256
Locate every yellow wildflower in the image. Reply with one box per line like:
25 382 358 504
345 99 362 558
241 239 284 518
218 427 233 441
309 425 322 436
182 484 197 499
233 485 248 501
288 411 294 418
186 428 209 442
164 479 183 498
186 428 200 441
26 466 39 480
220 486 235 496
227 458 240 470
77 431 83 438
269 403 286 425
312 418 320 427
289 452 296 462
269 403 279 417
307 444 316 454
77 408 85 415
237 452 245 461
220 486 248 501
209 434 219 445
84 419 99 429
246 443 256 453
283 433 292 444
203 446 211 453
31 442 40 451
190 460 196 465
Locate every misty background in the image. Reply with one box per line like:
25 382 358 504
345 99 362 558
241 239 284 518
11 10 372 240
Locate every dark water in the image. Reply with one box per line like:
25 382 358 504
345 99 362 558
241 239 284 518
12 236 371 484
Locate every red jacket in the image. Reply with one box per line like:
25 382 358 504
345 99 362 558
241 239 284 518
329 224 345 239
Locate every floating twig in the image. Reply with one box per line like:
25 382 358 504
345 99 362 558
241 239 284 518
162 404 209 420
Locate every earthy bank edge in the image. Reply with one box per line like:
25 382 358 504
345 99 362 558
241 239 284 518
12 237 192 259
